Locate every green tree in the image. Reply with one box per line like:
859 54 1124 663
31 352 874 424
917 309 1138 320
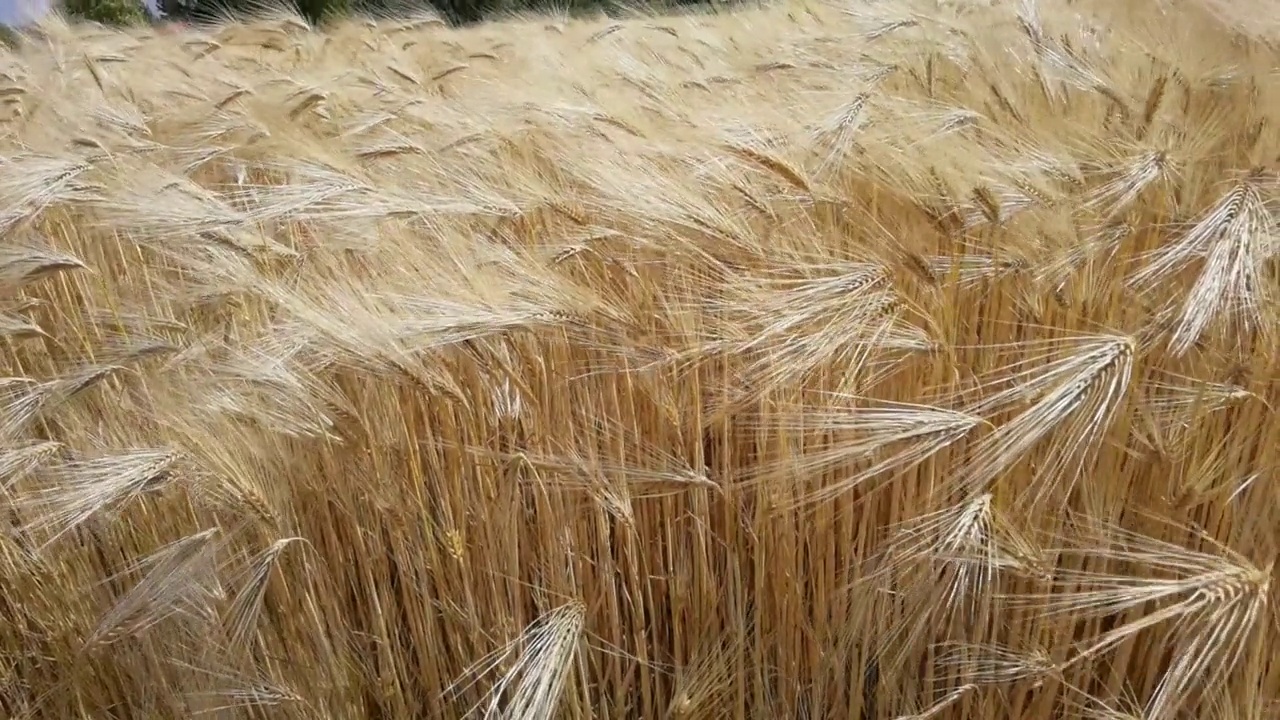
295 0 351 22
64 0 148 24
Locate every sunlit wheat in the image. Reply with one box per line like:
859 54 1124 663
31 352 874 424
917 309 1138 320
0 1 1277 718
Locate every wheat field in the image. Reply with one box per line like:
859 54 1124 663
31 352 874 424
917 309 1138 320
0 0 1277 718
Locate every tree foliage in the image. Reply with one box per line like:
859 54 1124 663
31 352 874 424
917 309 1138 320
63 0 727 26
65 0 149 24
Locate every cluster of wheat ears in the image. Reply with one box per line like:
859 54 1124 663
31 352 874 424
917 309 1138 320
0 0 1277 717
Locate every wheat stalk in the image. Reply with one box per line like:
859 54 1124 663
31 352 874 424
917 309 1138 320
0 2 1277 718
